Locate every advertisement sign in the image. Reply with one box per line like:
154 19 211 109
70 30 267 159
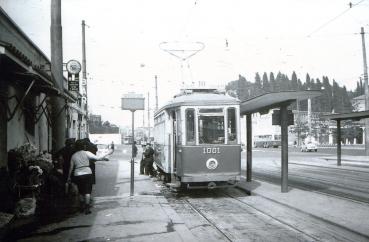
68 73 80 92
121 93 145 111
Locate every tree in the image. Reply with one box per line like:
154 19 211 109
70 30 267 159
262 72 270 92
254 72 263 95
269 72 276 92
290 71 298 91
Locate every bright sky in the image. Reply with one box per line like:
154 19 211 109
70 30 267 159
1 0 369 127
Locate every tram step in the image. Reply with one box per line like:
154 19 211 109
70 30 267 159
167 182 181 188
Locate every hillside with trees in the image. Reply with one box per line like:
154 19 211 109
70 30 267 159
225 71 361 113
225 71 364 144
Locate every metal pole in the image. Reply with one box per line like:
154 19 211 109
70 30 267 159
155 75 158 112
50 0 66 152
246 114 252 182
281 105 289 193
147 92 150 140
337 120 342 166
130 111 135 196
308 97 312 135
82 20 89 138
361 27 369 155
296 99 301 146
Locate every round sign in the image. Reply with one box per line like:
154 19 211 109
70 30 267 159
66 60 81 74
206 158 218 170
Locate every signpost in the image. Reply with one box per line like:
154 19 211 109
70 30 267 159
66 60 81 92
121 93 145 196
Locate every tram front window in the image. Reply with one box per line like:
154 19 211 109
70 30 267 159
198 116 225 144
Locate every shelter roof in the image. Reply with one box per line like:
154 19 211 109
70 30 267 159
324 110 369 121
240 90 322 115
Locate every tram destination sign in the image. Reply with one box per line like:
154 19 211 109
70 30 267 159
121 93 145 111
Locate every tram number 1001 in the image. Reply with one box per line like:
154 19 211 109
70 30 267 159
203 147 220 154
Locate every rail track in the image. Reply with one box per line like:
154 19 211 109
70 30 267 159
253 167 369 204
161 185 369 241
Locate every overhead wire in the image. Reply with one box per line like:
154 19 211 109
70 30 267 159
307 0 368 37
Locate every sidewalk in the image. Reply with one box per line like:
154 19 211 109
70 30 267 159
237 179 369 237
3 158 196 242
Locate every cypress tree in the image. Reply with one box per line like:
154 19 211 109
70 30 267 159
254 72 262 95
269 72 276 92
262 72 270 92
291 71 298 91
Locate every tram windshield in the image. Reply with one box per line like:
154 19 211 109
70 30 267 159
198 108 225 144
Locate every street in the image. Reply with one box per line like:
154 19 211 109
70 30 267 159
4 144 368 241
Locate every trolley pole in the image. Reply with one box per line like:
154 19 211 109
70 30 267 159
131 111 135 196
361 27 369 155
50 0 66 152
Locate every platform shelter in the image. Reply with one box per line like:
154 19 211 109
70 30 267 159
325 110 369 166
240 90 322 192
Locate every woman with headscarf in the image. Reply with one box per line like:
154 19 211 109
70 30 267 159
67 141 112 214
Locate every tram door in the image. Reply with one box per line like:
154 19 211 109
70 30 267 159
170 111 177 179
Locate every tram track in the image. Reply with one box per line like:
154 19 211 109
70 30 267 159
163 187 320 241
255 167 369 193
256 165 369 190
221 188 369 242
160 181 369 241
182 198 234 242
289 162 369 175
253 169 369 205
217 189 320 241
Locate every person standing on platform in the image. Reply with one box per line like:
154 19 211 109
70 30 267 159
132 141 138 159
144 143 155 177
140 144 147 175
67 142 113 214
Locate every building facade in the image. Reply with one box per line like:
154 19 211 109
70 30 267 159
0 8 87 168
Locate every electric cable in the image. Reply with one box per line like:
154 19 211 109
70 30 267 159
307 0 368 37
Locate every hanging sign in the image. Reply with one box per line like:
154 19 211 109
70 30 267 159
66 60 81 92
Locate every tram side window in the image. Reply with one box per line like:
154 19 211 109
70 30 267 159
186 109 195 144
227 108 237 143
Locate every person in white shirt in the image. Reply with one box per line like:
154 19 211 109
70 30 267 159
67 143 113 214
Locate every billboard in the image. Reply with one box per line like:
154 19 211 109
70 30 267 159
121 93 145 111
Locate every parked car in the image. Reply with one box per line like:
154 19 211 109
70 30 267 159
300 142 317 152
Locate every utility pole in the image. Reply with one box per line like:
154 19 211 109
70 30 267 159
82 20 89 138
361 27 369 155
50 0 66 152
155 75 158 112
147 92 150 141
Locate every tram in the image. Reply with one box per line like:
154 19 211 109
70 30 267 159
153 88 241 189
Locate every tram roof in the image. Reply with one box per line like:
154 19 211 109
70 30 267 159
156 92 239 115
240 90 322 115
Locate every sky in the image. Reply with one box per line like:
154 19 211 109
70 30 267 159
1 0 369 127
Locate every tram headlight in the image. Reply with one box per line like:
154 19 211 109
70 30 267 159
206 158 218 170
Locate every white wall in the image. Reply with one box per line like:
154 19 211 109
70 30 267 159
89 133 122 145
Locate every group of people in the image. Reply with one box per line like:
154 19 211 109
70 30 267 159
133 142 155 177
56 138 113 214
